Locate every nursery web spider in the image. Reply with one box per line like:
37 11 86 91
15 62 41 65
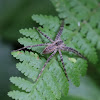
13 20 86 81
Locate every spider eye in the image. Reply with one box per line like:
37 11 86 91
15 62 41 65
55 41 63 46
56 42 59 45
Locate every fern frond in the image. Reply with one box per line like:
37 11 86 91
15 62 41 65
64 56 81 87
76 58 87 76
32 14 60 31
79 0 99 9
10 77 34 92
11 51 44 81
50 0 100 50
16 62 39 81
89 11 100 34
19 28 40 39
70 34 98 63
18 37 43 53
59 26 98 63
8 90 29 100
9 10 99 99
11 51 69 99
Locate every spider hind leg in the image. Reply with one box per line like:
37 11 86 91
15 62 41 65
35 50 57 82
58 49 69 81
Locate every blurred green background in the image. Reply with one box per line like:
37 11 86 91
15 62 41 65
0 0 100 100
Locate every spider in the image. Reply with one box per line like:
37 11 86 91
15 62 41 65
13 20 86 81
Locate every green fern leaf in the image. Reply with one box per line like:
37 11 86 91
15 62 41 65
75 58 87 76
16 61 39 81
32 14 60 31
9 11 99 100
18 37 43 53
10 77 34 92
8 90 29 100
11 51 69 100
70 34 98 63
50 0 100 49
19 28 40 39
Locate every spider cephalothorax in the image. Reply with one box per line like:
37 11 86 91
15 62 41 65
13 20 86 81
43 40 64 54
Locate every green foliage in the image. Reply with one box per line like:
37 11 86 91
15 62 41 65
9 51 69 100
8 0 100 99
50 0 100 49
10 77 34 92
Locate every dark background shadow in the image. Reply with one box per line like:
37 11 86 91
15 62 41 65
0 0 57 99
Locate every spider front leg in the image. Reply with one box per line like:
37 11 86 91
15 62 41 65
55 20 64 40
12 43 50 52
35 49 57 82
58 49 69 81
35 27 54 42
62 46 86 60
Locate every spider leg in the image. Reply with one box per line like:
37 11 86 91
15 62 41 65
35 49 57 82
35 27 54 42
62 46 86 60
12 43 50 52
58 49 69 81
55 20 64 40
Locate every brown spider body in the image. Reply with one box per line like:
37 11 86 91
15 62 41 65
43 40 64 54
14 20 86 82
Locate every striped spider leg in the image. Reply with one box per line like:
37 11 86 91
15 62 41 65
13 20 86 82
12 27 54 52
